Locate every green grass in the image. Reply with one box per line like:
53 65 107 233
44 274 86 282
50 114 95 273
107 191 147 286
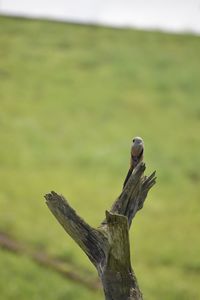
0 249 102 300
0 16 200 299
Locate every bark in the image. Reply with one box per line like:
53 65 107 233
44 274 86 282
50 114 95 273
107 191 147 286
44 162 156 300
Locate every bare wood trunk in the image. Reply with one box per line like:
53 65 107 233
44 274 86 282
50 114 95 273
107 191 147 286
44 162 156 300
99 212 143 300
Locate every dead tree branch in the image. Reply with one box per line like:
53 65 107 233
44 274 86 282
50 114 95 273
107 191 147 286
44 162 156 299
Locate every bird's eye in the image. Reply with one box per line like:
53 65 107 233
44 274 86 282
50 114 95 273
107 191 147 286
132 139 135 142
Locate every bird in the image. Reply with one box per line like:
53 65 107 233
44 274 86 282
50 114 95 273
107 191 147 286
123 137 144 188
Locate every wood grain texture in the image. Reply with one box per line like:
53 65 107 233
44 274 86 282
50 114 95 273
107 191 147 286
44 162 156 299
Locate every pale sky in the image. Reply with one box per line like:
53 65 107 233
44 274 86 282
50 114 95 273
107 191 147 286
1 0 200 34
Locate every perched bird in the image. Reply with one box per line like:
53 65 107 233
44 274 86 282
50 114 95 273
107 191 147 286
123 137 144 188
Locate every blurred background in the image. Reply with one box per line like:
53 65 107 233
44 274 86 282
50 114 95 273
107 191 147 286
0 1 200 299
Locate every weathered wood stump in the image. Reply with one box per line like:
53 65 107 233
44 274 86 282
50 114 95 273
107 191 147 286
44 162 156 300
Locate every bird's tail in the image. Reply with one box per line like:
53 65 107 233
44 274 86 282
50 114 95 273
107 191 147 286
123 168 133 188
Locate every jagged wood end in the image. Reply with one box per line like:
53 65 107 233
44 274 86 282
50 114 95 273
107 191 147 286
127 169 156 227
108 162 146 217
44 191 107 267
137 170 156 211
101 163 156 229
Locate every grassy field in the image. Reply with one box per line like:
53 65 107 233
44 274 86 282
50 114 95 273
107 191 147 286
0 16 200 299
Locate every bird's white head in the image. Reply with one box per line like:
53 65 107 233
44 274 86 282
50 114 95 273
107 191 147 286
131 136 144 163
132 136 144 145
